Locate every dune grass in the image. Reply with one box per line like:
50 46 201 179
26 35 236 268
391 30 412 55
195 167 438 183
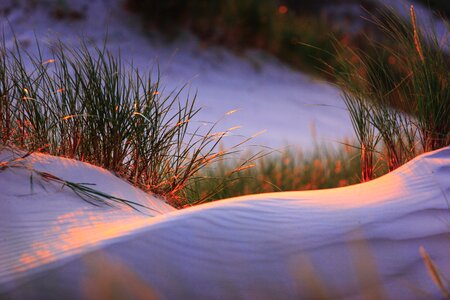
332 6 449 181
0 33 366 209
0 35 251 206
184 6 449 203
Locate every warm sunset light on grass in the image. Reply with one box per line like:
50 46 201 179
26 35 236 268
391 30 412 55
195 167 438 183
0 0 449 299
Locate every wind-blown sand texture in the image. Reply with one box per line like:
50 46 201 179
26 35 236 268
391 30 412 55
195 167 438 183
1 147 449 299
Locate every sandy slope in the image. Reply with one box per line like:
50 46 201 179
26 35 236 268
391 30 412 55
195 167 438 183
0 147 448 299
0 149 175 290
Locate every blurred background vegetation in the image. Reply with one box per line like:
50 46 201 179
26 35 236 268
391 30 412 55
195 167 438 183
124 0 449 80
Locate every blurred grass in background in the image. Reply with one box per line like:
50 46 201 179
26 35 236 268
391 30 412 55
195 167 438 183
124 0 367 78
125 0 448 81
184 143 380 206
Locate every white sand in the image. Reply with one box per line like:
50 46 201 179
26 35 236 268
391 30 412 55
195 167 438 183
0 147 449 299
0 149 175 290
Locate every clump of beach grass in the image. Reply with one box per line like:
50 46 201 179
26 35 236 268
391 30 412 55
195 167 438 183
0 33 362 209
332 6 449 181
0 35 249 206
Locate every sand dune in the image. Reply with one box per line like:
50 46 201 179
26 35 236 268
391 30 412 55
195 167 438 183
1 147 448 299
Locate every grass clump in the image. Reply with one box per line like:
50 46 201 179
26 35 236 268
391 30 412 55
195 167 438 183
0 35 244 206
333 6 449 181
0 33 366 209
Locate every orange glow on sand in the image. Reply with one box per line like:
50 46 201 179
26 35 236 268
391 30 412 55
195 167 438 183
17 242 55 273
13 210 159 275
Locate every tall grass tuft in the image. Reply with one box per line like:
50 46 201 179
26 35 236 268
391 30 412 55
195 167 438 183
333 6 449 180
0 35 244 206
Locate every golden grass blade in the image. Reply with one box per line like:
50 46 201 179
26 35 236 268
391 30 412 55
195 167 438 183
419 246 449 299
410 5 425 63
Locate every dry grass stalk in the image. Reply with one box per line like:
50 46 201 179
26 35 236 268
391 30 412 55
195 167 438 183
410 5 425 63
419 246 449 299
